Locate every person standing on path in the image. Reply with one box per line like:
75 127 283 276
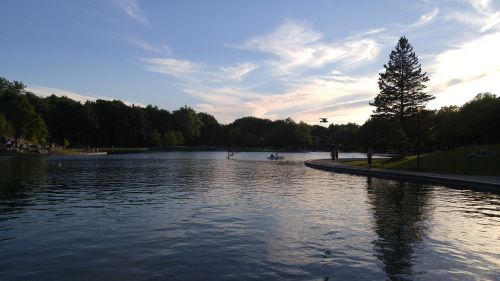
367 147 373 167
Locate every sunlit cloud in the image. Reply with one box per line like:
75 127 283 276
428 31 500 89
184 71 378 124
233 19 382 75
346 28 387 40
446 0 500 32
137 3 500 125
409 7 440 28
186 86 268 123
220 63 258 81
27 86 144 106
427 31 500 108
137 19 388 124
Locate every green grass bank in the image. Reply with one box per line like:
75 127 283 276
343 145 500 176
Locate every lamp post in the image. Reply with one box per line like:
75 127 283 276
417 108 422 170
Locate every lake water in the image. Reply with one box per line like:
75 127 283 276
0 152 499 280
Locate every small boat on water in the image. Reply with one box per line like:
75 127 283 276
267 153 284 160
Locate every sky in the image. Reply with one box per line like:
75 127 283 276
1 0 499 125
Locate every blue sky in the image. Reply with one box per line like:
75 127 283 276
1 0 499 124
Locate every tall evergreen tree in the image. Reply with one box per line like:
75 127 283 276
370 36 433 121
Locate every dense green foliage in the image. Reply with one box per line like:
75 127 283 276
1 77 499 151
0 78 47 145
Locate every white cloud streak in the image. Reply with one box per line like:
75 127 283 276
128 38 172 55
220 63 258 81
409 7 440 28
113 0 149 25
140 57 200 78
447 0 500 32
140 56 258 83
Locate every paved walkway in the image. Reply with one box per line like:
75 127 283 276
305 159 500 190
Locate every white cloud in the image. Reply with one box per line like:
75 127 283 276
113 0 149 25
234 19 381 75
130 18 393 124
27 86 143 106
285 74 379 124
134 19 388 124
128 38 172 55
468 0 496 17
140 56 258 82
140 57 200 78
186 86 267 123
184 71 378 124
447 0 500 32
409 7 440 28
427 31 500 108
139 10 495 125
346 28 387 40
220 63 257 81
469 0 500 32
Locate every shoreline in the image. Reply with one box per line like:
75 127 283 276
305 159 500 191
1 147 340 156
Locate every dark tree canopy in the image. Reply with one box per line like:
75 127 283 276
0 78 47 145
1 76 499 153
370 37 433 121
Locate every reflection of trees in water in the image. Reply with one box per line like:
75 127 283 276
366 177 430 280
0 156 48 218
0 156 47 198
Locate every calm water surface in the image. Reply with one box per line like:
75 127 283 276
0 152 499 280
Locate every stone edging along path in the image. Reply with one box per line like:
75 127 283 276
304 159 500 190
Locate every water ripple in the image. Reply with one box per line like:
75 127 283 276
0 152 499 280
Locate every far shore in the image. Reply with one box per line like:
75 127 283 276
40 146 345 155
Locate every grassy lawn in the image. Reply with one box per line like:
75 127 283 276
342 145 500 176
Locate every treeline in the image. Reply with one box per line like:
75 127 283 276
0 77 314 149
330 93 500 152
1 77 499 151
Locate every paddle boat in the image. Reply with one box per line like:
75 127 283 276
267 153 284 160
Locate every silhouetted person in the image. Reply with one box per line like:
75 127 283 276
367 147 373 167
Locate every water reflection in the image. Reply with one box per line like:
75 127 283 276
0 153 499 280
366 177 430 280
0 156 48 198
